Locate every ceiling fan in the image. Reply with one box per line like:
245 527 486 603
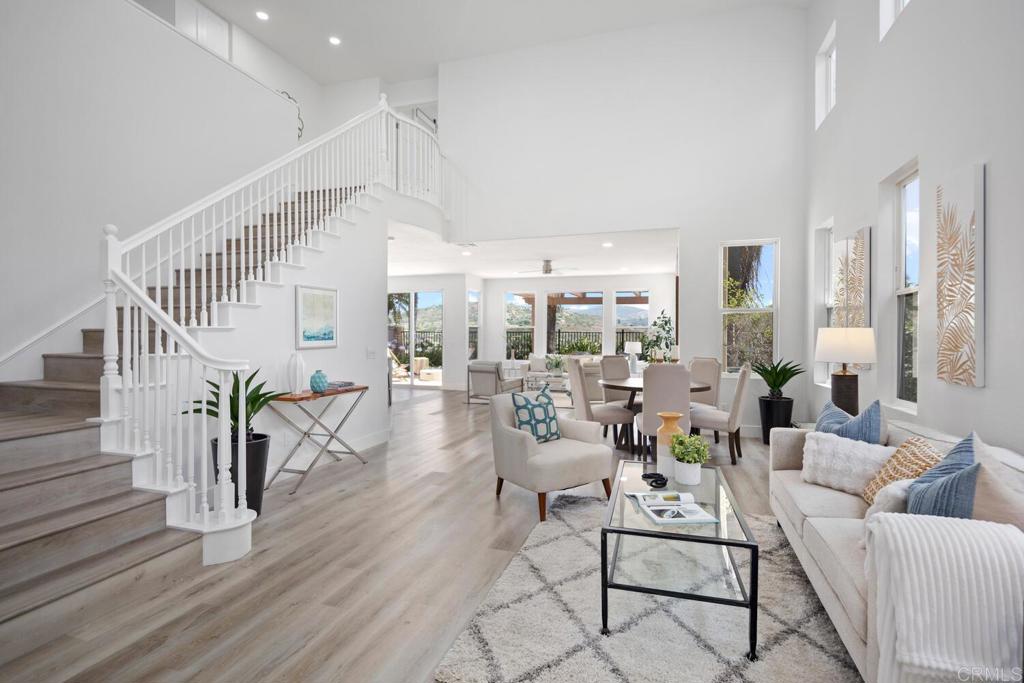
516 259 578 276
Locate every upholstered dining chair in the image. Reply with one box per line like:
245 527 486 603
600 355 642 409
688 356 722 441
566 358 636 453
633 364 691 460
690 363 751 465
467 360 524 404
490 391 614 521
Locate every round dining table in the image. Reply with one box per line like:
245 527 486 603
597 377 711 451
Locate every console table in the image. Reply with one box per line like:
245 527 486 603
265 385 369 494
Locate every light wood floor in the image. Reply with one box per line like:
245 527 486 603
3 389 770 683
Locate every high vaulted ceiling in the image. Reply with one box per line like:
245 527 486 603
204 0 807 84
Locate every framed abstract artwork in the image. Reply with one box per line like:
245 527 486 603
295 285 339 349
936 164 985 387
831 226 871 328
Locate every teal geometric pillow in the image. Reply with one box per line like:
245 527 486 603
815 400 885 444
907 434 979 518
512 386 561 443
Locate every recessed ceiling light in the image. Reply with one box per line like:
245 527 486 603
461 251 472 256
329 36 342 46
602 242 614 248
255 10 269 21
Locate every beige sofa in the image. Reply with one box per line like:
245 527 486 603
769 420 1024 682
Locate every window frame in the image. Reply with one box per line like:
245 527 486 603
545 290 604 355
894 170 920 405
503 291 536 359
718 238 781 374
825 43 838 114
814 21 838 129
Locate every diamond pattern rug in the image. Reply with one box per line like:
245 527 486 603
435 495 862 683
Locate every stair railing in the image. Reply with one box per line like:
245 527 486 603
99 94 472 560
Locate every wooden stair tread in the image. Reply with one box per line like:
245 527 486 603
40 353 103 360
0 490 164 552
0 411 97 443
0 528 197 624
0 380 99 392
0 453 128 493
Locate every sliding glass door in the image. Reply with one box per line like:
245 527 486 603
388 290 443 387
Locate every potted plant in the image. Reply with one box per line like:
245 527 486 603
191 369 286 515
751 359 806 445
545 354 565 376
641 310 675 362
670 433 708 485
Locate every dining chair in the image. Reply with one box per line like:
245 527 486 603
633 364 691 460
688 356 722 441
600 356 641 407
690 363 751 465
567 358 635 453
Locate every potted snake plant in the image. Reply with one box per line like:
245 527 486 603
190 369 286 515
751 359 805 445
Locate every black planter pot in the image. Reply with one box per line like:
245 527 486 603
758 397 794 445
211 432 270 515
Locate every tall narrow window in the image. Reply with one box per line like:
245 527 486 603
721 241 778 372
546 291 603 354
881 0 912 39
615 290 650 354
504 292 535 359
815 22 838 128
896 173 920 402
387 293 411 384
467 290 480 361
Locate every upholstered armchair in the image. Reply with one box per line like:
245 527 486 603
490 392 614 521
467 360 524 404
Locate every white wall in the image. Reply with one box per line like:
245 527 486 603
479 273 676 360
0 0 298 375
804 0 1024 449
383 77 439 109
388 274 470 391
438 6 808 242
322 78 383 132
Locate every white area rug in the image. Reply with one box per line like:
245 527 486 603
435 495 862 683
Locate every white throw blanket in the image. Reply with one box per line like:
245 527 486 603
867 513 1024 682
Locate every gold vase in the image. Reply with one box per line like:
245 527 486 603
656 411 684 476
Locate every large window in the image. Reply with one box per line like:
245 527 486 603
546 291 603 355
896 173 920 403
504 292 535 359
615 290 650 354
721 241 778 372
467 290 480 361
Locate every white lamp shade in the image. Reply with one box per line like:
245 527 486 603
624 341 642 354
815 327 877 364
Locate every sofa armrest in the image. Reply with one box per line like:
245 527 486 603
558 416 601 444
769 428 810 471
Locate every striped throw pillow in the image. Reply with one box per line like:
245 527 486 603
512 387 561 443
863 436 943 504
907 434 979 518
815 400 886 444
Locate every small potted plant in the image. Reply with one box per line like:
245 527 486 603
545 354 565 376
751 359 806 445
191 369 286 515
670 433 708 485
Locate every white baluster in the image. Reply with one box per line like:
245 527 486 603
210 205 219 326
154 236 163 352
121 289 131 450
231 194 239 303
186 359 196 520
222 200 230 302
236 372 247 517
131 305 141 451
189 217 198 327
217 369 232 522
199 365 209 525
141 305 151 456
200 209 209 326
247 184 255 282
175 349 184 489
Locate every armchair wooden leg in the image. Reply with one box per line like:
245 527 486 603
496 477 504 497
734 431 743 459
537 492 547 522
727 432 737 465
612 424 618 444
602 478 612 499
714 430 720 444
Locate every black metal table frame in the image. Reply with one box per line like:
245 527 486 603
265 388 368 495
600 461 760 660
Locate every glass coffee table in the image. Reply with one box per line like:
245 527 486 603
601 460 759 659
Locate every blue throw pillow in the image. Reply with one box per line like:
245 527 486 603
907 434 979 518
815 400 885 444
512 386 561 443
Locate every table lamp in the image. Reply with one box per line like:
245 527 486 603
814 327 877 416
624 341 642 374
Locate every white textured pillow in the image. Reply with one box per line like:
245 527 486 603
801 432 896 496
860 479 913 549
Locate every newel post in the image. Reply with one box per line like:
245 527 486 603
100 224 123 451
378 92 391 187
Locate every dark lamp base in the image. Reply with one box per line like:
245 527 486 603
830 373 859 416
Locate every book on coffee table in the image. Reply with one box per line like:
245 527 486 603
625 490 718 525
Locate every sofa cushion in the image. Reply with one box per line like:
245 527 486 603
529 438 612 492
815 400 887 444
863 436 943 504
802 432 895 496
771 470 868 537
886 420 961 453
804 517 868 641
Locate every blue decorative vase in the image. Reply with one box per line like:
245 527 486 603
310 370 329 393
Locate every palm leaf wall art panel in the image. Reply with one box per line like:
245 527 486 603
832 227 871 369
936 164 985 387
